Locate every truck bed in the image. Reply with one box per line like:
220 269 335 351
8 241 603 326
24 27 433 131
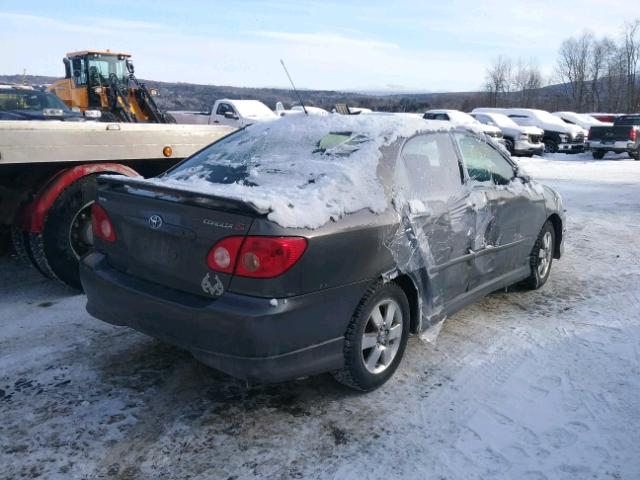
0 121 235 165
168 111 212 125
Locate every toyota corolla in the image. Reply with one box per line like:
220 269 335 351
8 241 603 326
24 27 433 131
81 115 565 391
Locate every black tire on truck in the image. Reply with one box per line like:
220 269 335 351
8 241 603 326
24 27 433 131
592 150 605 159
28 175 98 290
504 138 515 155
630 149 640 161
11 226 55 278
544 139 558 153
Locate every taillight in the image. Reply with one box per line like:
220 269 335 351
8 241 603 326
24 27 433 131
630 128 637 142
207 236 307 278
91 203 116 243
207 236 243 273
587 128 592 140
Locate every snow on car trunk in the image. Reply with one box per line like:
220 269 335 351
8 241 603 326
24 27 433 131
143 115 448 229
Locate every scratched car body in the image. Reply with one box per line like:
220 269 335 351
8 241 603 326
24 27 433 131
80 117 565 391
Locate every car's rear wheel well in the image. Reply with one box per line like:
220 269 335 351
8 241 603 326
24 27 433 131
392 274 421 334
547 213 563 258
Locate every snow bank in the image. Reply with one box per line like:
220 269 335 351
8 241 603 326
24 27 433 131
147 115 448 229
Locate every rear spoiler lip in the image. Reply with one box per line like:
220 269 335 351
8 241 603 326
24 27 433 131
96 174 269 216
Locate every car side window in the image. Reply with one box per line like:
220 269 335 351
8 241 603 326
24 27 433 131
396 132 463 201
216 103 234 116
509 114 532 126
453 132 515 185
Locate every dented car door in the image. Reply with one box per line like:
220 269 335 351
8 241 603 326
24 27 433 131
453 132 537 290
394 132 475 305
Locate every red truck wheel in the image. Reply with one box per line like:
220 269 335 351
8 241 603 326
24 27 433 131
17 163 139 290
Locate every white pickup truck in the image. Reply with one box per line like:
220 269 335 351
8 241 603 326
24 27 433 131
0 120 235 289
170 99 278 127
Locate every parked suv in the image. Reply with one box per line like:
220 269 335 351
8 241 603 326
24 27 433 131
471 111 544 156
474 108 586 153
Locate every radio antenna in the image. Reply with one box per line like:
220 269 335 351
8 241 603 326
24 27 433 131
280 59 308 115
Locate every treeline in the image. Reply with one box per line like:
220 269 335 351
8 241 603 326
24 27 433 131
484 19 640 112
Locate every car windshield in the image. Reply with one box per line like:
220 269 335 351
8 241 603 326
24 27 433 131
233 101 277 119
0 90 70 112
533 110 567 127
615 115 640 126
487 113 519 129
86 54 128 85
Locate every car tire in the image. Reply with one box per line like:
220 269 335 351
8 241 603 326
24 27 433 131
630 149 640 161
504 138 515 155
592 150 605 159
332 281 410 392
29 175 98 290
10 226 54 278
544 139 558 153
522 220 555 290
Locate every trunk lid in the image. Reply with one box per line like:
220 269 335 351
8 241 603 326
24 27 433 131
94 176 262 298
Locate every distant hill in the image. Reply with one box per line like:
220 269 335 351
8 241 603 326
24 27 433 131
0 74 591 114
0 74 486 113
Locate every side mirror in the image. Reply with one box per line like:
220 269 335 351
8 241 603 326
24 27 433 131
125 59 134 74
515 166 531 183
224 111 238 120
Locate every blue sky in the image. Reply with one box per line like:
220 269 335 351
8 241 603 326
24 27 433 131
0 0 634 92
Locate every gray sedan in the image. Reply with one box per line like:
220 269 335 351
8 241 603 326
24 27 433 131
80 116 565 391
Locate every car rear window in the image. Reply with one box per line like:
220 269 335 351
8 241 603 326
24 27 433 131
166 127 373 185
615 115 640 126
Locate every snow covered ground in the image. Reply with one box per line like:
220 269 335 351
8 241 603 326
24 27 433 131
1 152 639 479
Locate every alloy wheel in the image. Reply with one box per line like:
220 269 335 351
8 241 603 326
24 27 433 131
361 299 403 374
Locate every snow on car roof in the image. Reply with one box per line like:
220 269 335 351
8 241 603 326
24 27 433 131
226 100 277 119
147 115 450 229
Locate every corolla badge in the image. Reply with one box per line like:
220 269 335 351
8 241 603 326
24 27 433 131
201 273 224 296
148 214 163 229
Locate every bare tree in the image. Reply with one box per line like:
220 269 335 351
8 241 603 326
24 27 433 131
511 58 543 107
484 56 512 107
556 32 594 111
621 19 640 111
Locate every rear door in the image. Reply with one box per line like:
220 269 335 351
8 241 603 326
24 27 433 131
96 184 254 298
395 132 474 304
452 131 544 290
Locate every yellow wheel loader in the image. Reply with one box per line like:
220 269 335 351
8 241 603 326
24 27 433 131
49 50 174 123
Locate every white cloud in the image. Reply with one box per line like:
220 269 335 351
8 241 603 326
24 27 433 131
248 31 399 50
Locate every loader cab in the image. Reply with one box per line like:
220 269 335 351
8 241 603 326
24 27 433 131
51 50 131 114
50 49 171 123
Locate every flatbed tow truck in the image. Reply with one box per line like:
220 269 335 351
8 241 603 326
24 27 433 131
0 120 235 289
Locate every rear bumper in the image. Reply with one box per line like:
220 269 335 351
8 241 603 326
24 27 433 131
80 252 369 383
558 142 585 153
588 140 636 152
514 140 544 155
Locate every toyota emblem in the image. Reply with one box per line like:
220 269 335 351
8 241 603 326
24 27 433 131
149 215 163 229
